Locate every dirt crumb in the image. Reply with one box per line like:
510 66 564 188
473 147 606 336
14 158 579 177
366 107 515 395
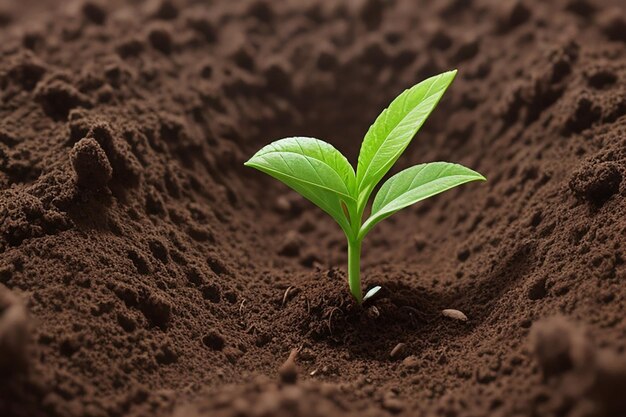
70 138 113 190
0 285 30 374
530 316 626 417
278 348 299 384
569 161 622 205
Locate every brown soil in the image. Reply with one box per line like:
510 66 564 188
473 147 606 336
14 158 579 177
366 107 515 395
1 0 626 416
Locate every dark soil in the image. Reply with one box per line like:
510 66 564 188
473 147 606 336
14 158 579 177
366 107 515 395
1 0 626 416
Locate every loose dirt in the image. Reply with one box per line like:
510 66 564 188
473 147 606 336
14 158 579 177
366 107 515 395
1 0 626 416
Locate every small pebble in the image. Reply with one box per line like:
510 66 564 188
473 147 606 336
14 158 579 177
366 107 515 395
389 343 407 360
442 309 468 322
274 196 291 213
402 355 420 370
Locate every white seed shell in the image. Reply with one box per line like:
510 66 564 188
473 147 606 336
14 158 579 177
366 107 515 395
442 309 468 322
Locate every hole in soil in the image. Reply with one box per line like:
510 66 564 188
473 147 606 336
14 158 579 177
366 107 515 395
202 330 225 351
276 269 507 360
280 277 444 359
272 237 538 360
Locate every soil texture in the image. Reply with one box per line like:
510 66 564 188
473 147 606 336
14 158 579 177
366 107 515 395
1 0 626 416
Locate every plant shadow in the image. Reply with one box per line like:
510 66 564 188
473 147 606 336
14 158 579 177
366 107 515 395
296 240 536 361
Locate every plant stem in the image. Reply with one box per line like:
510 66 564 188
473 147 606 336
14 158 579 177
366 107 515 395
348 238 363 304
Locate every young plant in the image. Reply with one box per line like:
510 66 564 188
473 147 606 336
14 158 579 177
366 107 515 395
245 70 485 304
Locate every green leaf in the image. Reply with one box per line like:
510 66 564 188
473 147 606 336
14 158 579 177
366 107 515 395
356 70 457 209
245 137 357 233
359 162 485 238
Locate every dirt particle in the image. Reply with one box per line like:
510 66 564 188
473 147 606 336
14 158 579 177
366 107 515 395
224 291 237 304
155 343 178 365
70 138 113 190
359 0 385 30
382 392 405 414
82 1 107 25
0 285 30 373
85 122 142 186
366 305 380 319
476 367 497 384
148 25 173 54
116 312 137 332
247 1 273 23
457 248 470 262
530 316 590 378
224 346 243 364
428 28 453 50
112 283 139 307
263 60 291 93
530 210 543 227
202 330 225 351
185 14 216 43
598 8 626 43
587 69 617 90
6 52 46 91
298 347 316 362
278 349 298 384
413 234 428 251
254 331 272 347
146 187 166 216
128 250 151 275
232 46 255 72
528 277 547 300
442 309 468 322
316 49 338 72
116 38 145 58
0 7 12 27
150 0 179 20
59 335 81 357
184 266 205 286
278 231 303 258
207 255 231 277
569 161 622 205
453 36 480 63
187 224 214 242
402 355 420 370
563 95 602 135
148 239 169 263
35 78 92 120
67 109 91 144
598 291 615 304
274 195 292 214
389 343 408 360
139 292 172 329
201 283 221 303
565 0 596 18
497 0 531 32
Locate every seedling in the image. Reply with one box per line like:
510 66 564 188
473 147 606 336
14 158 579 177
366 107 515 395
245 70 485 303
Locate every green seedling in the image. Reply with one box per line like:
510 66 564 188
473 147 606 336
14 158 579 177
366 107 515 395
245 70 485 304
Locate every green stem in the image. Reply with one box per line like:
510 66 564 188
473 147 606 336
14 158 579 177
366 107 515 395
348 238 363 304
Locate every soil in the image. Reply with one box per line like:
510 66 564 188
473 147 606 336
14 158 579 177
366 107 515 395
1 0 626 416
